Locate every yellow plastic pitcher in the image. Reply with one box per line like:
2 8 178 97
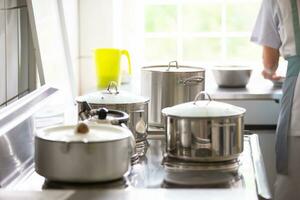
94 48 131 89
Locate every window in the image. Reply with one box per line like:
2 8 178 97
143 0 261 65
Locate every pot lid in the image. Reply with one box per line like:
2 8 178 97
142 61 205 73
36 123 132 143
76 82 149 105
162 92 246 118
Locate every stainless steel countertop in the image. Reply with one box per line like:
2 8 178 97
205 76 282 101
1 135 270 200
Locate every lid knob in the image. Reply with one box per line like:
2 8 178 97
76 122 89 134
97 108 108 120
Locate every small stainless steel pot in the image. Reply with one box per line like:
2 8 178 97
76 82 149 157
35 122 133 182
141 61 205 127
162 92 246 162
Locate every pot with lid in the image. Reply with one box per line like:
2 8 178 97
76 82 149 157
35 121 134 182
162 92 246 162
141 61 205 128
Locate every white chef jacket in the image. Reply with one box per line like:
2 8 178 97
251 0 300 58
251 0 300 136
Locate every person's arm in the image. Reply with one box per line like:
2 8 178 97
261 46 282 80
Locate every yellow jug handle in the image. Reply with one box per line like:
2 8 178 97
121 50 132 75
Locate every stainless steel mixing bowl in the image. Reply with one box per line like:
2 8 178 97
212 65 253 88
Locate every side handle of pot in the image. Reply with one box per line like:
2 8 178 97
179 76 204 86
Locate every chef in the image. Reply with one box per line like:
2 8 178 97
251 0 300 199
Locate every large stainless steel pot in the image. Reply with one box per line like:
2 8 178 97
76 82 149 157
141 61 205 127
162 92 246 162
35 122 133 182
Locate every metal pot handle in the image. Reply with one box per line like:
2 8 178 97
107 81 119 94
179 76 204 86
166 61 179 71
193 91 212 105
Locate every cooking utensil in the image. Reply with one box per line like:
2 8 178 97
212 65 252 88
162 91 246 162
35 122 134 182
141 61 205 127
76 82 149 157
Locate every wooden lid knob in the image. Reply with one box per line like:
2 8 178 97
76 122 89 134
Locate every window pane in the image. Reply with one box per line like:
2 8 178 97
182 4 222 32
183 37 221 61
227 38 261 61
145 5 177 32
226 2 260 32
144 38 177 61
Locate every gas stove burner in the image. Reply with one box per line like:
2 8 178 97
162 173 243 188
42 177 128 190
162 156 241 186
136 140 149 157
163 156 240 173
131 153 140 165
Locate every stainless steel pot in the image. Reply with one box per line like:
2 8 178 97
76 82 149 157
35 122 133 182
141 61 205 127
162 92 246 162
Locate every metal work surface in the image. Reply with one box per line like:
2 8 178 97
206 82 282 101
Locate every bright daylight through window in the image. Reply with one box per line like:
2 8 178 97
143 0 261 66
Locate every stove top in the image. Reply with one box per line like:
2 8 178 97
5 135 261 192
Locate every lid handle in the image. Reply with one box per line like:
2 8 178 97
76 122 89 134
97 108 108 120
107 81 119 94
193 91 212 105
166 61 179 71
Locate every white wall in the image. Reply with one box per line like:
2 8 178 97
62 0 79 95
79 0 114 94
78 0 144 95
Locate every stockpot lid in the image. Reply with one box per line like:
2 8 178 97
76 82 149 105
36 123 132 143
162 92 246 118
142 61 205 73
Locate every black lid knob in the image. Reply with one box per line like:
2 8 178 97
97 108 108 120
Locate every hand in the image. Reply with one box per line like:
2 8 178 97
262 69 283 81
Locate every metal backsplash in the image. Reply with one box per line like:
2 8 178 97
0 85 57 187
0 0 36 108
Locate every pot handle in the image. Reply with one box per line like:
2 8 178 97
107 81 119 94
166 61 179 71
179 76 204 86
193 91 212 105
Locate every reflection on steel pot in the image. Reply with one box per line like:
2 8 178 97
76 82 149 157
35 123 133 182
162 92 246 162
141 61 205 127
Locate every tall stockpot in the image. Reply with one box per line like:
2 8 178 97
35 122 134 182
141 61 205 127
162 92 246 162
76 82 149 157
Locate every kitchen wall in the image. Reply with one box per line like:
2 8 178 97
0 0 36 108
62 0 79 95
79 0 143 94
